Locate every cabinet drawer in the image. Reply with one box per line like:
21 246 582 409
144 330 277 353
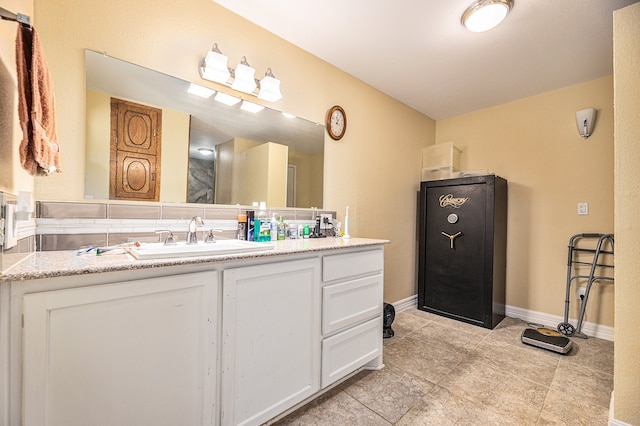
322 249 384 282
322 274 383 335
321 316 382 388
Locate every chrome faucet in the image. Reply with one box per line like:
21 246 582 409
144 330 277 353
186 216 204 245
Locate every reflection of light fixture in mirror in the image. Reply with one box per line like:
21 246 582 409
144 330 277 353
282 112 296 119
240 100 265 113
257 68 282 102
198 148 215 156
231 57 257 94
187 83 215 98
214 91 241 106
461 0 513 32
576 108 596 139
202 43 231 83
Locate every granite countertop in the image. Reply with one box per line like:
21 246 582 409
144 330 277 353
1 237 389 282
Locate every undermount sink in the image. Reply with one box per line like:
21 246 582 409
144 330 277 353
127 240 274 260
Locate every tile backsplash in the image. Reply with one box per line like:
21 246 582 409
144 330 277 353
1 191 37 273
36 200 335 251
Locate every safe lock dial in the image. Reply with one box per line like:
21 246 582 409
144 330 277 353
441 231 462 249
447 213 459 224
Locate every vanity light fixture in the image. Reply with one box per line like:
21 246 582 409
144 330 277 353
187 83 215 98
198 148 215 156
200 43 283 102
231 57 257 94
257 68 282 102
202 43 231 84
214 91 241 106
240 100 265 113
461 0 514 32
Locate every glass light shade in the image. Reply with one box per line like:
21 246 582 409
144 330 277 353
198 148 215 156
214 91 241 106
240 100 265 113
462 0 512 32
257 74 282 102
231 62 257 94
203 50 231 83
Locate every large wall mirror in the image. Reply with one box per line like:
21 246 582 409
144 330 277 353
85 50 324 208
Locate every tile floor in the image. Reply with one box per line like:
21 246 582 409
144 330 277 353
273 309 614 425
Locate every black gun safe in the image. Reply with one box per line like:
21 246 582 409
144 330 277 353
418 175 507 329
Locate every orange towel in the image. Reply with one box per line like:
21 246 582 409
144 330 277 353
15 24 61 176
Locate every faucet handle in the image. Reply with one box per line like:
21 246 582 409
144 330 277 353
204 229 216 244
155 229 177 246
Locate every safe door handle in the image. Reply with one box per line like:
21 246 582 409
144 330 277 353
441 231 462 249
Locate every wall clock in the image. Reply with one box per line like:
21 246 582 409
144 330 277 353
326 105 347 140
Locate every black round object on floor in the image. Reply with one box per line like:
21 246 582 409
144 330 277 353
383 303 395 338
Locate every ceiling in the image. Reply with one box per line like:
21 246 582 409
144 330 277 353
212 0 639 120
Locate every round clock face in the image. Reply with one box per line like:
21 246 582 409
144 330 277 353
327 106 346 140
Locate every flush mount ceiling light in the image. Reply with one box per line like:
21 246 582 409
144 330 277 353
198 147 215 156
461 0 514 32
200 43 283 103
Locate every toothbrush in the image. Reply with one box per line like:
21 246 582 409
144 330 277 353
343 206 350 239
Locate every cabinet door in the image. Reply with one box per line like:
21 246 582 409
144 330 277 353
222 258 321 426
22 271 218 426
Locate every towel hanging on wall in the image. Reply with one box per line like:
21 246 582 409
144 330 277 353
15 23 61 176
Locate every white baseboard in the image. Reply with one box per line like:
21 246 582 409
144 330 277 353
505 305 614 341
392 295 614 341
608 392 633 426
391 294 418 313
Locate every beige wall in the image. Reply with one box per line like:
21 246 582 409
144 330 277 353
436 78 615 326
32 0 435 303
613 3 640 423
0 0 34 195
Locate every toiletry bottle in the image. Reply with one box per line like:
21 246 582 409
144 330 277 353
277 216 287 240
237 213 247 240
246 210 255 241
256 202 270 242
290 223 298 239
270 213 278 241
298 224 304 239
303 224 310 239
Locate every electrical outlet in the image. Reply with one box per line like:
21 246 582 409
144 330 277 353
320 214 332 229
577 203 589 215
577 286 587 300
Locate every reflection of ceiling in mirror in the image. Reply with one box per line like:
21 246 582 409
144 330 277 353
85 50 324 160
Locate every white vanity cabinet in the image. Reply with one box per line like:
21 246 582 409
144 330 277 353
320 248 384 388
1 239 387 426
221 257 321 426
21 271 219 426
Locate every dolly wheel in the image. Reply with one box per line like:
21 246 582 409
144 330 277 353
558 322 575 337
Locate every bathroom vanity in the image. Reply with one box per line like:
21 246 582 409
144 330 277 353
0 238 387 426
